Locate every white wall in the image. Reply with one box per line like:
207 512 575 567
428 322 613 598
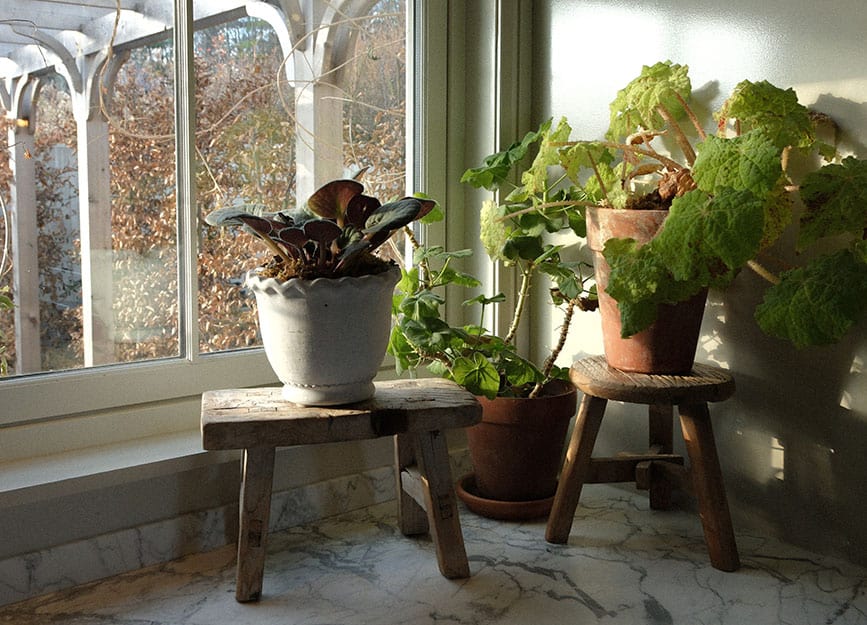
533 0 867 563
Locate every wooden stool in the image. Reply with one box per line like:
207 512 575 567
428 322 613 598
201 378 482 602
545 356 740 572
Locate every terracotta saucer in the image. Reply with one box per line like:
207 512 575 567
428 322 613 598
455 473 555 521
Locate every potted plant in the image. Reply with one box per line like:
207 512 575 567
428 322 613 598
390 120 598 518
549 61 867 372
206 177 435 406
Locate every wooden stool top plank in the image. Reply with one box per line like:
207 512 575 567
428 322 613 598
570 355 735 406
202 378 482 450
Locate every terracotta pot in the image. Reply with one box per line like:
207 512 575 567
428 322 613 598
466 380 577 505
586 207 706 374
245 265 400 406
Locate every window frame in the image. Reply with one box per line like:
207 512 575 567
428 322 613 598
1 0 434 454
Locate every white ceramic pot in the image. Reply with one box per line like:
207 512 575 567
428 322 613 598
245 265 400 406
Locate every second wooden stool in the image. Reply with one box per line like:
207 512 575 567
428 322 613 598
545 355 740 571
202 378 482 602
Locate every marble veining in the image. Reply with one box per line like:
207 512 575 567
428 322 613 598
0 464 400 608
1 484 864 625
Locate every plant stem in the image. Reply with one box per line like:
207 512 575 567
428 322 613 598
656 103 696 166
498 200 581 222
587 152 611 206
602 141 684 172
504 265 532 346
747 259 781 285
402 225 434 288
258 235 293 266
529 297 576 399
674 92 706 141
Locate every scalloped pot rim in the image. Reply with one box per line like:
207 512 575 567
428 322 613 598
244 264 401 297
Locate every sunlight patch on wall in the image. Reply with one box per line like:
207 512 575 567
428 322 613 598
549 1 789 134
770 436 785 481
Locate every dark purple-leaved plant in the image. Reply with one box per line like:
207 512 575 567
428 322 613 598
205 178 435 280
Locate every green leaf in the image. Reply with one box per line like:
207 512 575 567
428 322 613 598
498 350 542 388
400 316 454 351
515 212 550 237
616 298 664 339
437 267 481 288
413 245 473 264
692 131 783 197
388 326 419 374
520 117 572 196
603 238 668 302
503 235 545 263
451 353 501 399
461 119 552 190
400 290 443 320
656 188 765 284
559 142 612 181
420 203 445 224
464 292 506 307
755 245 867 347
607 61 692 141
798 157 867 249
567 208 587 238
396 267 420 295
716 80 814 151
603 236 705 336
540 261 582 300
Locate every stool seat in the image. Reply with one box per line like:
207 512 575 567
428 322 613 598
546 356 740 572
202 378 481 602
570 356 735 405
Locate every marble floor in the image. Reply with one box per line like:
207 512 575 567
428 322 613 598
1 484 865 625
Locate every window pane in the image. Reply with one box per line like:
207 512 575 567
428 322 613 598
0 1 179 376
0 0 409 376
195 0 408 354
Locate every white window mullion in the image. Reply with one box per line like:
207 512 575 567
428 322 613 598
174 0 199 362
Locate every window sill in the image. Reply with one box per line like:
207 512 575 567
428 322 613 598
0 429 239 508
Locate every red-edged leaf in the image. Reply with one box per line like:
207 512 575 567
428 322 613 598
345 194 381 228
307 179 364 221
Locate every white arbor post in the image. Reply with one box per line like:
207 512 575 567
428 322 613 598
260 0 377 201
7 78 41 373
293 59 344 202
55 46 115 367
50 45 116 367
74 102 114 366
7 24 117 368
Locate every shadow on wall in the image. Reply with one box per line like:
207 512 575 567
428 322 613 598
812 93 867 156
703 268 867 566
696 92 867 565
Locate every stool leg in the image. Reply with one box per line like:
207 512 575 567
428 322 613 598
546 395 607 544
413 429 471 579
394 433 429 536
648 404 674 510
678 403 740 572
236 446 276 602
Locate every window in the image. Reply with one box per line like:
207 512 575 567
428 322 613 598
0 0 412 448
1 0 408 375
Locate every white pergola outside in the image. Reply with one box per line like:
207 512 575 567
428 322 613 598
1 0 379 373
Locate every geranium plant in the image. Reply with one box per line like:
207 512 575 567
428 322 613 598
390 119 597 399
